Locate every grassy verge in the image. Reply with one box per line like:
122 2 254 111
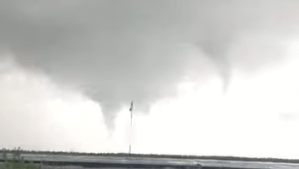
0 147 37 169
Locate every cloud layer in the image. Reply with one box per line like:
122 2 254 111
1 0 299 129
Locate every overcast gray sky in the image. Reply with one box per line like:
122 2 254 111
1 0 299 158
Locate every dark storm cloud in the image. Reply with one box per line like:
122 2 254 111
1 0 299 129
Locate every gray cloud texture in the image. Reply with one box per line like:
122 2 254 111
1 0 299 129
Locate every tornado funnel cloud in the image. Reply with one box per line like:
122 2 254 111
0 0 297 130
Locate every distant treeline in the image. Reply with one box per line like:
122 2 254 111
1 148 298 164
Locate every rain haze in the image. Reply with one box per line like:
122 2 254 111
1 0 299 159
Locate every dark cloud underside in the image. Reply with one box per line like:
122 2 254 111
1 0 299 129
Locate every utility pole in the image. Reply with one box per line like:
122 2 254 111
129 101 133 155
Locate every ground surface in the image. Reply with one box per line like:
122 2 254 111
1 151 299 169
